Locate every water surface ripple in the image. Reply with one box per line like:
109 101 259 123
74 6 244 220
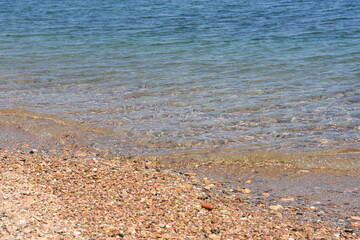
1 0 359 155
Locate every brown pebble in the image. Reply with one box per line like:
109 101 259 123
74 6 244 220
184 172 197 177
203 179 212 185
201 202 215 210
75 151 87 157
351 222 360 228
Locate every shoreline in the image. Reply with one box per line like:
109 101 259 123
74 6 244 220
149 147 360 207
1 108 360 207
1 108 360 238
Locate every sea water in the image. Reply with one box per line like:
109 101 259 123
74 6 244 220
1 0 359 155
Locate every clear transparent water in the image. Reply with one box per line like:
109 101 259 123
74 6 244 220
1 0 359 155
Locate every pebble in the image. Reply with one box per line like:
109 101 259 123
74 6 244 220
201 202 215 210
75 151 87 157
208 234 220 239
204 183 216 189
29 149 37 154
192 179 201 185
184 172 197 177
17 219 28 227
269 205 283 211
350 222 360 228
204 179 213 185
350 216 360 221
0 148 357 239
279 197 294 201
73 230 82 236
238 188 251 194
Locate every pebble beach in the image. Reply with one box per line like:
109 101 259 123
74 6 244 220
1 148 359 239
1 1 360 239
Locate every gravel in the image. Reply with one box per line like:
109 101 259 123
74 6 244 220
0 148 359 239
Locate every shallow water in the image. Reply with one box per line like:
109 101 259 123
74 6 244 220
1 0 359 155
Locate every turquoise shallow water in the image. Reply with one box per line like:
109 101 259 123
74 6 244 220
0 0 359 155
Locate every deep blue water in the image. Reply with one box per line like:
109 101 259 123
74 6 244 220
1 0 359 154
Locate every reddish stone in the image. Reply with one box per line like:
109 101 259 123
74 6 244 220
201 202 215 210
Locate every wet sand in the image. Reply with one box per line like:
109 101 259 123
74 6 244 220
150 147 360 207
0 109 359 238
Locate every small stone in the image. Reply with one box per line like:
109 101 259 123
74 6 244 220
195 205 202 210
201 202 215 210
23 227 32 234
127 227 136 235
320 139 330 144
269 205 283 211
29 149 37 154
73 230 82 236
50 227 64 233
279 197 294 201
145 162 153 168
204 184 215 190
244 180 252 183
76 151 87 157
204 179 212 185
111 233 125 238
350 216 360 221
351 222 360 228
192 179 201 185
208 234 220 239
238 188 251 194
18 219 28 227
211 229 221 234
184 172 197 177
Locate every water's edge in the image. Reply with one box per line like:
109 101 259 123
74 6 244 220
1 108 359 208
